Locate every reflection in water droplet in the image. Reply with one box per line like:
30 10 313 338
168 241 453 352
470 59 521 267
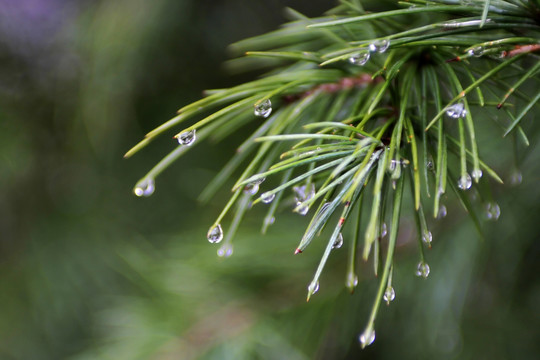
485 202 501 221
368 39 390 53
297 204 309 216
415 262 430 279
348 50 370 66
383 286 396 305
359 329 376 348
308 281 320 295
134 178 155 197
471 169 483 181
217 243 233 257
458 173 472 190
381 223 387 238
437 204 447 219
422 229 433 246
446 101 467 119
177 129 196 146
332 233 344 249
510 170 522 186
294 184 315 215
260 192 275 204
254 99 272 118
468 46 485 57
207 224 224 244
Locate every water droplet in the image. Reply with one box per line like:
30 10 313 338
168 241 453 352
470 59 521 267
510 170 522 186
468 46 485 57
260 192 275 204
207 224 224 244
133 178 155 197
422 229 433 246
297 204 309 216
177 129 196 146
426 157 435 172
485 202 501 221
348 50 370 66
446 100 467 119
359 329 376 348
368 39 390 53
308 281 320 295
254 99 272 118
458 173 472 190
332 233 344 249
437 204 447 219
293 184 315 215
217 243 233 257
244 183 259 195
415 262 430 279
471 169 483 182
346 272 359 290
381 223 387 238
264 216 275 227
383 286 396 305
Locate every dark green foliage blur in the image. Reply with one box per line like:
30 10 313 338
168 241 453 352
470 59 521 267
0 1 538 359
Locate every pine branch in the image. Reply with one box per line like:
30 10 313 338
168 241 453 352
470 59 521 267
126 0 540 347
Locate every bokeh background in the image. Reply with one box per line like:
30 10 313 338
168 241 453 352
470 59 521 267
0 0 538 359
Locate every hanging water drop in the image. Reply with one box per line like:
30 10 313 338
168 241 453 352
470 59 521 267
446 100 467 119
359 329 376 348
368 39 390 53
244 178 265 195
207 224 224 244
383 286 396 305
133 178 155 197
485 202 501 221
217 243 233 258
346 272 359 291
468 46 485 57
381 222 388 238
260 191 275 204
458 173 472 190
437 204 447 219
415 262 430 279
510 170 522 186
297 204 309 216
254 99 272 118
332 233 344 249
471 168 483 182
348 50 370 66
177 129 196 146
293 184 315 215
308 281 320 295
422 229 433 246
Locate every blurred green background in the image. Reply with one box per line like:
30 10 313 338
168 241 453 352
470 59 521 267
0 1 538 359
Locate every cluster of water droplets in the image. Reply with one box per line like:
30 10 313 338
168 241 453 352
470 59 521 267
359 328 376 348
244 177 265 195
349 39 390 66
458 173 472 190
133 178 155 197
415 261 430 279
293 183 316 215
383 286 396 305
177 129 196 146
254 99 272 118
207 224 224 244
445 100 467 119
